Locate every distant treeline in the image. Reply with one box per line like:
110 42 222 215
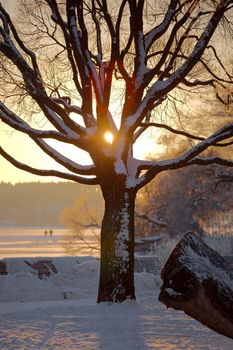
0 182 101 227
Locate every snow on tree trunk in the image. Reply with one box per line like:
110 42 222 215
97 182 136 303
159 231 233 339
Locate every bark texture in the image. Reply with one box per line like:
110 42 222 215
97 181 136 303
159 231 233 339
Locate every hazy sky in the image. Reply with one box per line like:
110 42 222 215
2 0 18 14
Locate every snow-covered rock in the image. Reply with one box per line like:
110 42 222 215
159 231 233 339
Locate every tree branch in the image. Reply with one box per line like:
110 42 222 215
0 101 77 142
45 0 83 96
0 6 85 136
135 211 168 227
136 121 233 189
32 138 96 176
0 146 98 185
136 121 233 147
144 0 178 52
187 156 233 167
122 0 232 134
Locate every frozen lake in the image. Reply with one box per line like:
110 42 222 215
0 228 100 259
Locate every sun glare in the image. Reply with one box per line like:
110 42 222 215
104 131 113 144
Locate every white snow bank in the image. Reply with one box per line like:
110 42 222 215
0 257 232 349
0 258 161 302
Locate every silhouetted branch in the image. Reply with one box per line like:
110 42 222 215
0 146 98 184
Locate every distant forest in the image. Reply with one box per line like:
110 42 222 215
0 182 101 228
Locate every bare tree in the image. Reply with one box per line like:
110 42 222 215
1 0 233 302
60 193 102 255
136 163 233 238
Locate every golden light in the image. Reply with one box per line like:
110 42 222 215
104 131 113 144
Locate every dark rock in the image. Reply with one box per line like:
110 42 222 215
24 259 58 280
159 231 233 339
0 260 7 275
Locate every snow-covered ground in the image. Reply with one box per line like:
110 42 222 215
0 258 232 350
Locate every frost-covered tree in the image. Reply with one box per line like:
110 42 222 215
136 164 233 238
1 0 233 302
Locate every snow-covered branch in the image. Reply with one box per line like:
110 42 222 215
45 0 83 96
187 156 233 167
136 122 203 142
121 0 232 134
0 146 98 185
0 103 97 176
92 0 118 128
39 1 96 129
51 97 97 128
90 0 104 88
0 3 40 79
136 122 233 189
135 121 233 147
66 1 103 102
32 138 96 176
144 0 178 52
51 97 82 115
129 0 148 89
152 1 199 80
0 102 77 142
0 5 86 137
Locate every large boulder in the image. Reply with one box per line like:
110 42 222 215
159 231 233 339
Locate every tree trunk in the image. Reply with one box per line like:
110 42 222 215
97 181 136 303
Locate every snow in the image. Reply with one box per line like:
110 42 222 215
180 245 233 289
44 106 80 138
165 288 182 297
0 103 65 141
115 193 130 262
114 159 126 175
145 4 176 51
135 121 233 188
36 139 95 174
1 257 232 349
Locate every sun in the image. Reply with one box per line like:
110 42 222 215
104 131 114 144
